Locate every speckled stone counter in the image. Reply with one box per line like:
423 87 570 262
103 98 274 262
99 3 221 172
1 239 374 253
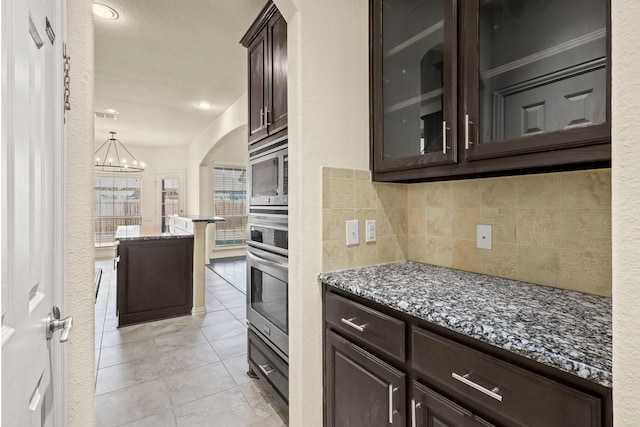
320 261 612 388
114 225 194 241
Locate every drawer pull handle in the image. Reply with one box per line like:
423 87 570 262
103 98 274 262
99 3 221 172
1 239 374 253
410 399 421 427
259 363 275 377
388 384 394 424
341 317 366 332
452 372 503 402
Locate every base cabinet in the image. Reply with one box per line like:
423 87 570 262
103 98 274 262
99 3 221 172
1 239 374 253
412 381 493 427
325 330 405 427
116 237 193 327
323 286 611 427
247 328 288 412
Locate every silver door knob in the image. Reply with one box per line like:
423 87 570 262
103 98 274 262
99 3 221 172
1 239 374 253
47 306 73 342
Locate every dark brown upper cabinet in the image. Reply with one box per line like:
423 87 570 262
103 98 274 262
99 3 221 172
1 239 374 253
371 0 611 182
241 2 288 147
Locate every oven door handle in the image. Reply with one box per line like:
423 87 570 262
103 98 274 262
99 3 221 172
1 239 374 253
246 249 288 271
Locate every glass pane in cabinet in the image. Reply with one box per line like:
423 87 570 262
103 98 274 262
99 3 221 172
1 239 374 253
383 0 445 159
478 0 607 144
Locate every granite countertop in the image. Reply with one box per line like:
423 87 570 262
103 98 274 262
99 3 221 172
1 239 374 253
319 261 612 388
177 215 226 223
114 225 194 241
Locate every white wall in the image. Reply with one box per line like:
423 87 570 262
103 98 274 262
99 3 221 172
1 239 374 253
186 93 247 215
277 0 371 425
66 0 96 425
612 0 640 424
114 144 187 231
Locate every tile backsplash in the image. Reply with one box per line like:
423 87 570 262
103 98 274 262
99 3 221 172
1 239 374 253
322 167 611 297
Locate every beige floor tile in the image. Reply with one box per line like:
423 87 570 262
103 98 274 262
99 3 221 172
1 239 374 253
222 353 253 386
99 338 158 369
96 380 172 427
201 319 247 342
163 362 236 407
120 408 177 427
210 331 248 361
101 323 155 348
96 357 162 395
238 381 280 419
154 329 208 353
173 387 260 427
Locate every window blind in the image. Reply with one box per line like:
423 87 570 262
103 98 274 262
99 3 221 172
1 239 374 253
213 166 247 247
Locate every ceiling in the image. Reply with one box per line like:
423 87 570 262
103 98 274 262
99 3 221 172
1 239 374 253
94 0 265 148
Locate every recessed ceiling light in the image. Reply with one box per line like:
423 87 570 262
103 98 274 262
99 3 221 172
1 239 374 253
196 101 213 110
104 108 118 114
93 3 119 20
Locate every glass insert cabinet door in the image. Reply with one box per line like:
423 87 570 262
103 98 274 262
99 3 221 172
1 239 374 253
372 0 458 172
464 0 609 160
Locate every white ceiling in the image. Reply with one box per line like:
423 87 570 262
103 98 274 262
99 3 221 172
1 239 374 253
94 0 265 147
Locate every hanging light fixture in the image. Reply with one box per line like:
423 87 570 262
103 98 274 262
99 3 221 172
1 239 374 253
95 132 146 173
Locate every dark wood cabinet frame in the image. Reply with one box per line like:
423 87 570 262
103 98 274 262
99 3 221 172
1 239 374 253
241 1 288 150
370 0 612 183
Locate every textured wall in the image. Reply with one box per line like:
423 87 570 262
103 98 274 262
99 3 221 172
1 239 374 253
281 0 370 425
612 0 640 423
66 0 96 425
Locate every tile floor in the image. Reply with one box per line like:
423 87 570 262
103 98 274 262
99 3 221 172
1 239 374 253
94 259 287 427
207 256 246 294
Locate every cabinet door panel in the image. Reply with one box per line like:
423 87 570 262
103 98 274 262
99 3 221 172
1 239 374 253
268 12 287 135
325 330 405 427
464 0 609 161
412 381 493 427
372 0 457 172
248 30 268 143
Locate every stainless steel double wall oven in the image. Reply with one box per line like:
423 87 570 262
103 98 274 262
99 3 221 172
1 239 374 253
246 137 289 359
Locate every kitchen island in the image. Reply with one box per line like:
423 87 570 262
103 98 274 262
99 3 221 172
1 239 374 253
115 225 194 327
114 215 224 327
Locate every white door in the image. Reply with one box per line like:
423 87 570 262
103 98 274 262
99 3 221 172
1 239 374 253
1 0 67 426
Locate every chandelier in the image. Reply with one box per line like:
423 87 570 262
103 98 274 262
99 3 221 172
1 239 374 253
95 132 146 173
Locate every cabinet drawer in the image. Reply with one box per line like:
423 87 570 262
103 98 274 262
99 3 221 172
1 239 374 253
325 291 405 362
248 328 288 403
412 327 601 427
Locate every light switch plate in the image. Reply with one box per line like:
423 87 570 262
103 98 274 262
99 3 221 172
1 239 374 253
365 220 377 242
346 220 359 246
476 224 492 249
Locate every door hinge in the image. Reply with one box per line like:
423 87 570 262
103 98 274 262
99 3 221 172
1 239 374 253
63 43 70 111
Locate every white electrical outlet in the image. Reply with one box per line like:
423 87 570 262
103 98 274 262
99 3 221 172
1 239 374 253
346 220 359 246
365 220 377 242
476 224 492 249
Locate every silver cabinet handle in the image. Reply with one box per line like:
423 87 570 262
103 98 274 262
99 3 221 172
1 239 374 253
265 108 272 126
340 317 366 332
388 384 394 424
442 120 451 154
260 108 264 128
451 372 503 402
465 114 474 149
411 399 421 427
259 363 275 376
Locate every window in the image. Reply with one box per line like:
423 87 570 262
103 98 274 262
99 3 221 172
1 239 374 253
94 176 142 246
161 178 180 232
213 166 247 247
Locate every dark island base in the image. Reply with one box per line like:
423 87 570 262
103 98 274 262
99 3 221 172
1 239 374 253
116 237 194 327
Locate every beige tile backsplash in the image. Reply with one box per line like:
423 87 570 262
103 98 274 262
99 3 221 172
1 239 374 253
322 167 612 297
